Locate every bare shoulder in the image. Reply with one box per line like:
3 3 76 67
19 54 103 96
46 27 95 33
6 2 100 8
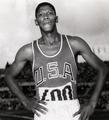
15 42 33 62
67 35 87 46
5 42 33 76
66 35 90 54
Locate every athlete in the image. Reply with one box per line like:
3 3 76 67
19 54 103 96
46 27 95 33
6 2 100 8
5 2 108 120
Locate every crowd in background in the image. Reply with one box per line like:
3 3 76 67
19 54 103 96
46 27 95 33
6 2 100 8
0 61 109 111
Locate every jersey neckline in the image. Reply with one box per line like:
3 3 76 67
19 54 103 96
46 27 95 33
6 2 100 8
37 34 63 58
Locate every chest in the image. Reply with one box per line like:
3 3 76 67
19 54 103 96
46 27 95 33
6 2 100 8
33 55 77 87
32 38 78 87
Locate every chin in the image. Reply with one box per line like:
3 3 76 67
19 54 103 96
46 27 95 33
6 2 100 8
43 27 53 33
41 24 55 33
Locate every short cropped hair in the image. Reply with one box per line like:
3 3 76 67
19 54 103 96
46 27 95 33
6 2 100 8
35 2 56 18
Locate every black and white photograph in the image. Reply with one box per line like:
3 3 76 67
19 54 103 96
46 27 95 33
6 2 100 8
0 0 109 120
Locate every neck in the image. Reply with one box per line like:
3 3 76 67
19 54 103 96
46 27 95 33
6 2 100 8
41 30 60 46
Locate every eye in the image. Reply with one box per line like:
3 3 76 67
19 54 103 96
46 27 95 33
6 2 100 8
47 11 54 15
38 13 43 17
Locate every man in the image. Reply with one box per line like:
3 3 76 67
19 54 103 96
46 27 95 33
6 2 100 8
5 2 108 120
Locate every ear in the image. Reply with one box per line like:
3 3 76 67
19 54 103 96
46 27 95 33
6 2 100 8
55 16 58 23
35 19 39 26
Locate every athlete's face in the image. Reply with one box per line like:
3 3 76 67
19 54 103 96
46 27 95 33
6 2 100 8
35 5 58 33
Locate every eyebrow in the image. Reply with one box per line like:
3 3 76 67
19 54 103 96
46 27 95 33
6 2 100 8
38 9 54 14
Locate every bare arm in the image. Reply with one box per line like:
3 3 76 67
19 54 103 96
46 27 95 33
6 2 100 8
5 44 47 116
69 36 109 119
76 38 108 105
5 44 32 105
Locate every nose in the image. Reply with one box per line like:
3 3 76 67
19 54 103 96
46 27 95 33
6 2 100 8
43 13 49 19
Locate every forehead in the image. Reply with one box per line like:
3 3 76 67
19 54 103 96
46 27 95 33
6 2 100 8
37 5 55 13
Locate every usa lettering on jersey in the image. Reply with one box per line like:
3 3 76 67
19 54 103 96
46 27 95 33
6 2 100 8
34 61 76 86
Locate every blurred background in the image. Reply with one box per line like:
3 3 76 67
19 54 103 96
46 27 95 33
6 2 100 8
0 0 109 119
